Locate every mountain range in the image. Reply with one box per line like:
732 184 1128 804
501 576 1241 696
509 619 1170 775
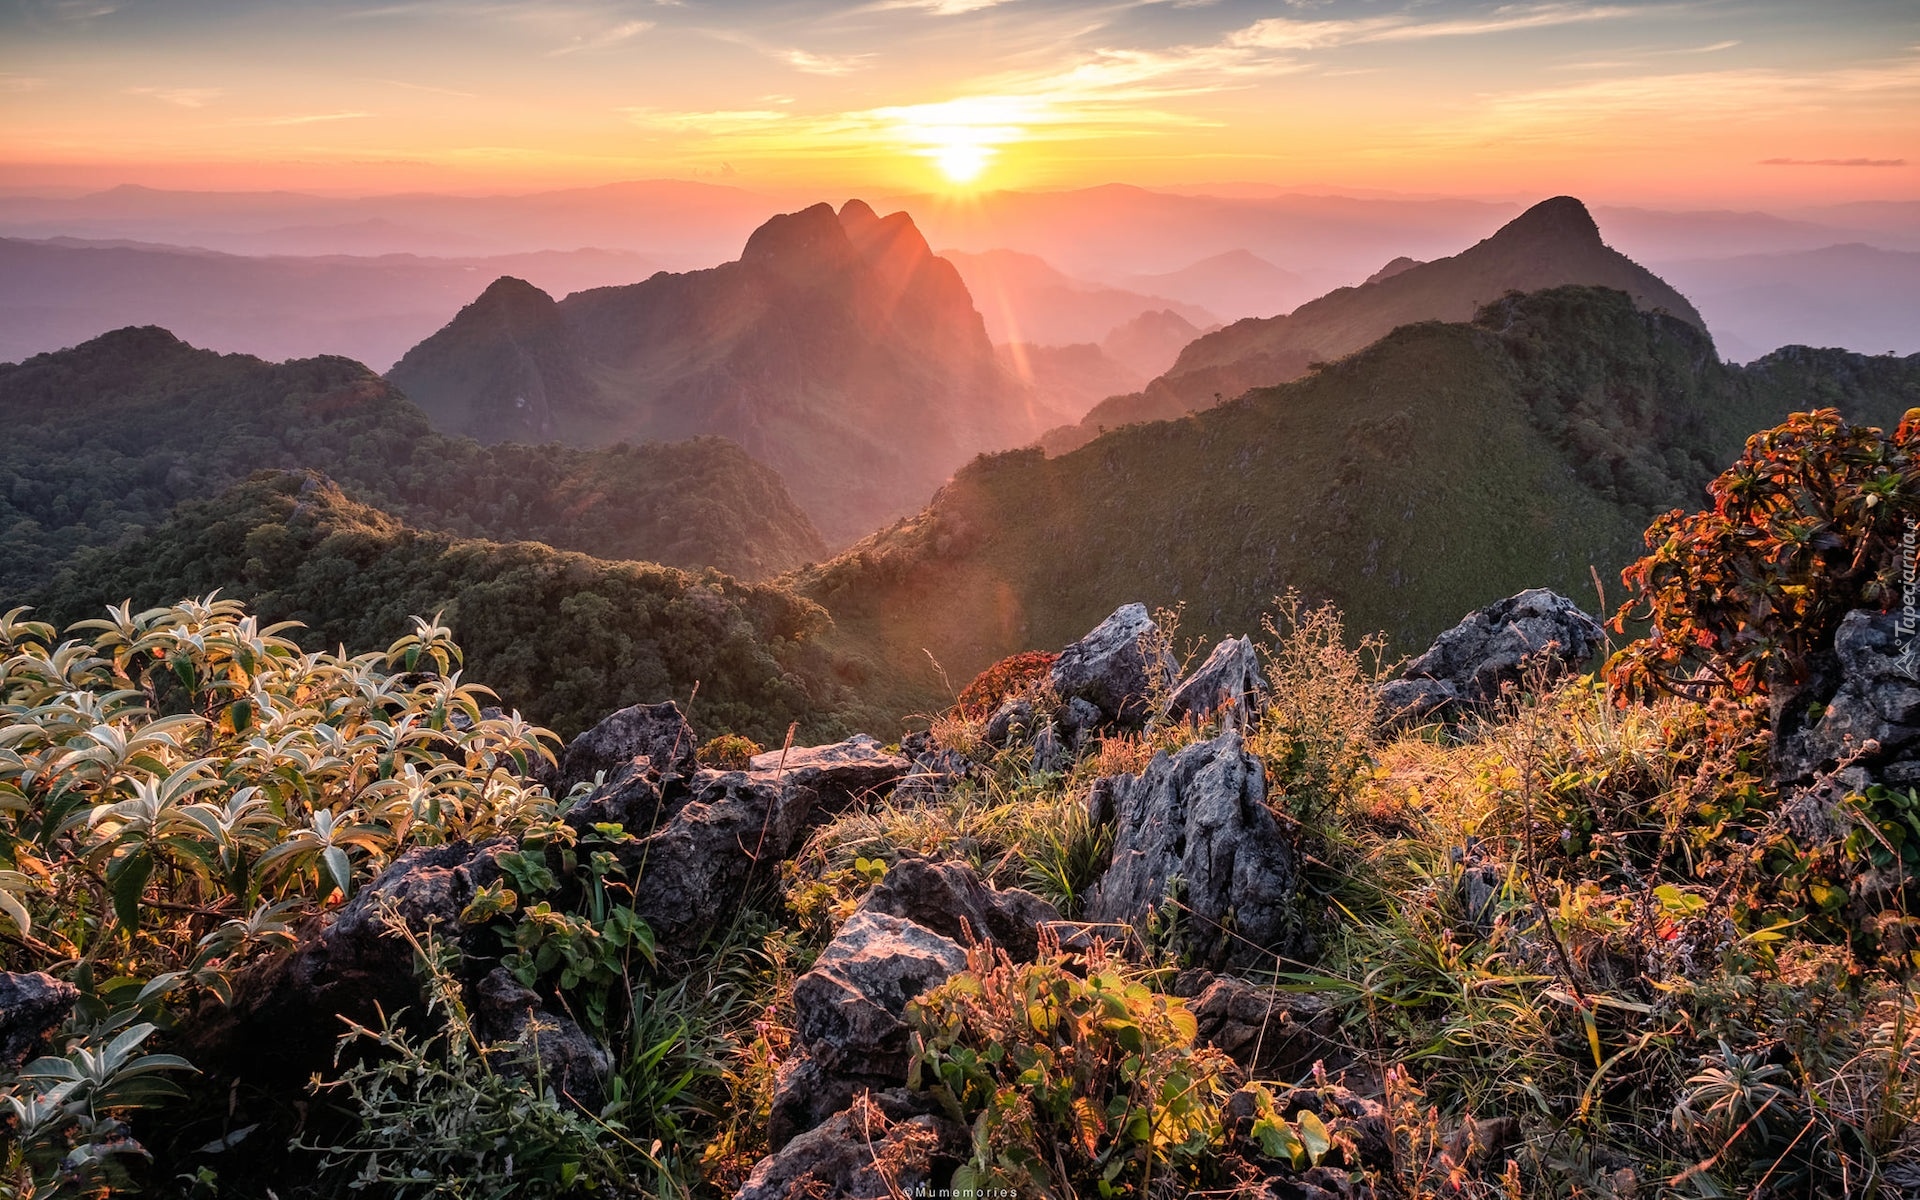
1041 197 1707 454
0 327 824 589
804 286 1920 725
389 200 1064 543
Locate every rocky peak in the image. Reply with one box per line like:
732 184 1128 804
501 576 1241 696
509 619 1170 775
462 275 560 326
739 201 859 282
1487 195 1604 251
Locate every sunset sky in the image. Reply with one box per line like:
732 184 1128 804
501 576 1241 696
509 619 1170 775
3 0 1916 203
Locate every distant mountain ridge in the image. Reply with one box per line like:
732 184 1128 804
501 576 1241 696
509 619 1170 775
1041 196 1707 454
0 327 825 590
800 286 1920 725
390 200 1064 543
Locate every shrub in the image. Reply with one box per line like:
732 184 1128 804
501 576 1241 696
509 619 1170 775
906 941 1235 1197
696 734 762 771
1608 407 1920 701
1251 591 1392 827
955 650 1058 718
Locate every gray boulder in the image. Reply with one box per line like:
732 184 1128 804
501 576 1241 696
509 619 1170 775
748 733 910 807
1051 603 1177 727
548 701 697 797
1167 636 1267 728
1087 730 1307 967
789 911 967 1082
737 1094 963 1200
857 856 1061 961
472 968 613 1112
1379 589 1605 728
1171 969 1340 1080
1774 608 1920 786
0 971 79 1068
982 699 1038 749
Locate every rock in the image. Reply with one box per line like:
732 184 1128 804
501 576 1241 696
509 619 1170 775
472 968 613 1112
983 699 1038 748
1172 969 1341 1079
548 701 697 797
1774 609 1920 786
1057 697 1106 743
0 971 79 1068
1225 1083 1391 1173
790 911 967 1082
1088 730 1307 967
736 1094 964 1200
747 733 910 805
1380 589 1604 728
1051 603 1177 727
1031 723 1071 773
1168 636 1268 728
857 856 1061 961
186 839 512 1083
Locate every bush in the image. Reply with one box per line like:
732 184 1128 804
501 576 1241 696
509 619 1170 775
1609 407 1920 701
696 734 763 771
954 650 1058 718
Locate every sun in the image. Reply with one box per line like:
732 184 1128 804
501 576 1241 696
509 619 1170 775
931 139 994 185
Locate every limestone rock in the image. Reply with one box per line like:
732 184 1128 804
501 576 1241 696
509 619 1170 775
1380 589 1604 728
1167 636 1268 727
1087 730 1306 967
472 968 614 1112
748 733 909 806
0 971 79 1068
736 1094 963 1200
1172 969 1340 1079
857 856 1061 961
790 911 967 1082
1051 603 1177 727
1774 609 1920 786
549 701 697 797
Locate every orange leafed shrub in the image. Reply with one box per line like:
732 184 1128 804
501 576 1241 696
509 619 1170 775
955 650 1058 717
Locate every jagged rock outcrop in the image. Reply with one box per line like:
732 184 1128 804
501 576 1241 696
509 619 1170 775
1773 609 1920 789
472 968 615 1112
1087 730 1307 966
857 855 1061 961
550 701 698 797
626 736 909 945
1376 589 1605 729
0 971 79 1068
740 1094 964 1200
184 839 515 1082
1171 969 1341 1080
1167 635 1267 727
1051 602 1177 727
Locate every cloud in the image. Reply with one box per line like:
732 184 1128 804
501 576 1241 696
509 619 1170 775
1761 157 1907 167
230 110 374 126
375 78 479 98
865 0 1014 13
1233 3 1637 53
780 49 870 76
549 18 653 55
0 75 47 93
126 85 224 108
621 107 792 132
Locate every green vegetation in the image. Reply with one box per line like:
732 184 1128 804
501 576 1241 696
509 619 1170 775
32 473 849 742
802 286 1920 726
0 326 826 589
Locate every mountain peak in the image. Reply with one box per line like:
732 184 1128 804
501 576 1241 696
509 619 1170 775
740 202 857 279
1492 196 1603 248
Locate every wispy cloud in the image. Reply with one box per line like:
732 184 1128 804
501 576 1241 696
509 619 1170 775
1762 157 1907 167
0 74 47 93
550 18 653 55
229 110 374 126
125 85 223 108
1232 3 1638 53
780 49 871 76
865 0 1014 14
374 78 478 98
621 107 792 132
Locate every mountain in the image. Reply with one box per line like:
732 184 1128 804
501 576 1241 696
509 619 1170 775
1113 250 1313 321
34 472 846 742
1651 243 1920 362
0 236 662 370
996 342 1147 420
1040 197 1708 454
799 286 1920 723
941 248 1218 345
0 328 825 591
390 200 1066 544
1100 309 1210 380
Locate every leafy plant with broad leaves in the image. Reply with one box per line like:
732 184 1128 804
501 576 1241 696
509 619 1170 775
906 939 1235 1197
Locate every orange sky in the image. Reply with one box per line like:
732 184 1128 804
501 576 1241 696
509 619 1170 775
3 1 1917 205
